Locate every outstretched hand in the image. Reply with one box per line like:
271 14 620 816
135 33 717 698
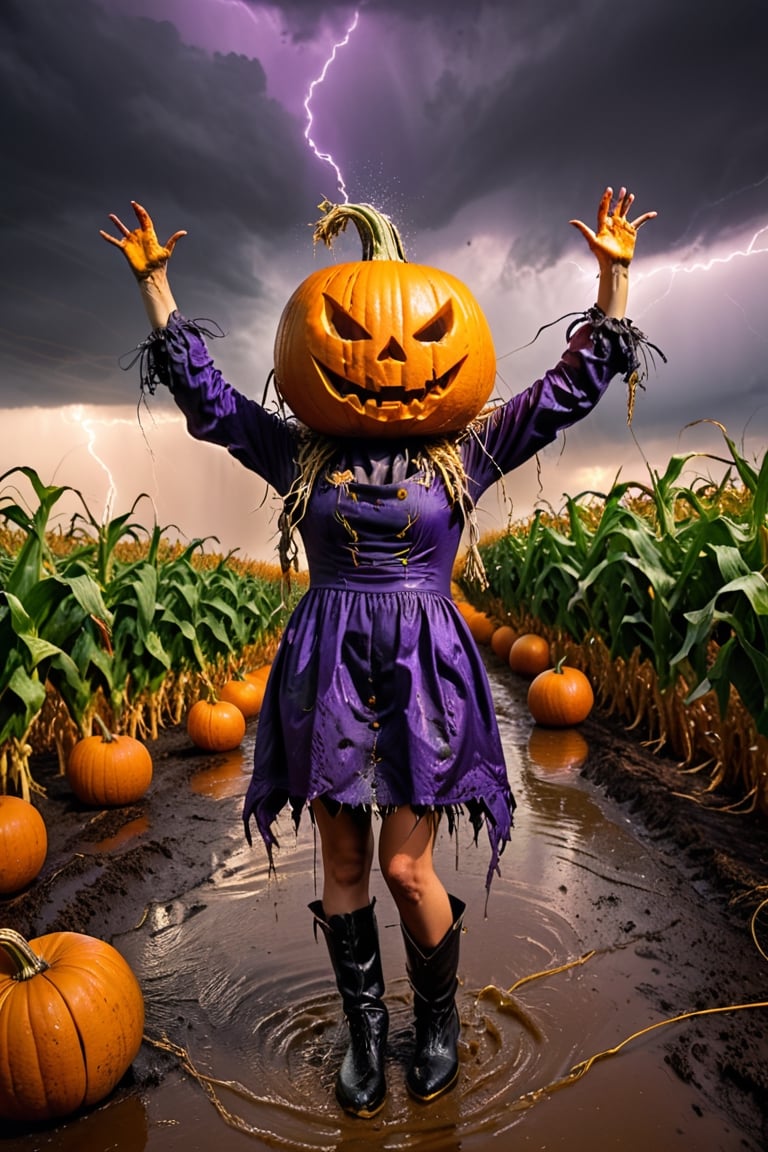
570 186 656 267
100 201 187 280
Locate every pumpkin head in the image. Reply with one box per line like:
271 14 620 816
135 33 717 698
274 201 496 438
0 928 144 1122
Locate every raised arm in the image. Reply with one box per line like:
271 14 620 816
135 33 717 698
100 201 186 329
570 186 656 318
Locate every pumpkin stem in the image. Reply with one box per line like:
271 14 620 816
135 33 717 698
314 199 407 262
554 656 568 674
92 712 116 742
0 928 50 980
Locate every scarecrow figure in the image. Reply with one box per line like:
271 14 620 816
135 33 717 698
102 186 657 1117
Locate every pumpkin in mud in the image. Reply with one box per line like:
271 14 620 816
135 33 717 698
274 201 496 438
0 796 47 895
67 723 153 807
490 625 517 662
219 676 264 719
508 633 551 678
0 928 144 1122
527 659 594 727
187 698 246 752
466 611 495 645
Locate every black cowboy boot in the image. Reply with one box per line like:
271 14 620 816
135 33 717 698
400 894 465 1101
309 899 389 1118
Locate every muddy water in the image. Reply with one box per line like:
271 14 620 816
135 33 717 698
7 663 763 1150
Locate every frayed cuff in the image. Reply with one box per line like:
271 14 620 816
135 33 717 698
119 313 225 396
567 304 667 384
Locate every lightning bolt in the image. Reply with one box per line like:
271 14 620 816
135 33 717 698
303 11 359 203
63 407 179 527
634 222 768 313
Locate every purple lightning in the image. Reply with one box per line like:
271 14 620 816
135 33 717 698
303 11 360 203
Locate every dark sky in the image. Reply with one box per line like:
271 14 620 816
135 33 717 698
2 0 767 555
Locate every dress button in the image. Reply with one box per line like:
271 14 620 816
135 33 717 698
396 487 408 500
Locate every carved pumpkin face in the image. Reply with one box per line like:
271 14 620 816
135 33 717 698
273 202 496 438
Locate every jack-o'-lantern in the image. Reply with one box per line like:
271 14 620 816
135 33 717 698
274 200 496 438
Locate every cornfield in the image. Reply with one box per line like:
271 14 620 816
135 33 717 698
461 426 768 814
0 466 303 799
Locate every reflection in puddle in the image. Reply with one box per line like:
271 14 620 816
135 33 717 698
527 725 589 777
84 815 150 855
190 746 251 800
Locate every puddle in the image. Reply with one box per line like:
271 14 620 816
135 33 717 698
4 663 764 1150
83 814 151 855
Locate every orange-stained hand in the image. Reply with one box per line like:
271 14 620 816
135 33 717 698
570 186 656 267
100 201 187 279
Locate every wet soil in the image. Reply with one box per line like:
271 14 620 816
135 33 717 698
2 688 768 1148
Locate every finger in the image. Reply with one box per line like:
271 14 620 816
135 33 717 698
614 187 631 217
107 213 132 237
630 210 657 229
596 186 612 225
569 219 595 242
130 201 153 228
99 229 124 248
164 229 188 251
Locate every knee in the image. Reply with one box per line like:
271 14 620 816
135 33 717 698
380 851 427 907
323 842 372 891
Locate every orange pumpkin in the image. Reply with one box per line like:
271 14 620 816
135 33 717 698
508 633 551 678
0 796 47 895
67 724 153 807
0 928 144 1122
527 659 594 727
467 611 495 645
187 698 246 752
274 201 496 439
490 625 517 661
219 676 264 718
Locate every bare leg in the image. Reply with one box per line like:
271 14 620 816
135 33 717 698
379 806 453 948
311 800 374 916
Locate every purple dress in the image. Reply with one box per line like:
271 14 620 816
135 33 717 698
149 310 640 888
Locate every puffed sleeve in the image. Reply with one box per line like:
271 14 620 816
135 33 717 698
461 311 663 501
134 313 300 497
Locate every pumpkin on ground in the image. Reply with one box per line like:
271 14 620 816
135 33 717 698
0 796 47 895
508 633 551 678
0 928 144 1122
527 658 595 727
466 612 495 645
187 698 246 752
67 719 153 807
274 200 496 439
219 676 264 719
490 625 517 662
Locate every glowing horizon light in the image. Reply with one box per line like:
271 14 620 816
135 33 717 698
303 10 359 203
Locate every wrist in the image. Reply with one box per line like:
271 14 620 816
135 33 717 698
596 261 629 318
